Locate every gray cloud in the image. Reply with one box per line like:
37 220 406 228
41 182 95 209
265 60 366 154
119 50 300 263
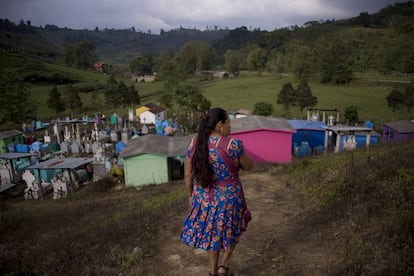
0 0 404 33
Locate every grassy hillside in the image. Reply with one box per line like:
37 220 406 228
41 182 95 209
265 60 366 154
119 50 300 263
1 1 413 130
201 71 413 128
16 65 414 130
1 140 412 275
1 47 411 131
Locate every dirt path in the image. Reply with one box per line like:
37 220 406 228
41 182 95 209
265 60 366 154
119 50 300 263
147 167 339 275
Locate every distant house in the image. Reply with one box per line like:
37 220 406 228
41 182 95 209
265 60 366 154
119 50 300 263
131 74 156 82
0 129 24 153
230 116 296 163
382 120 414 142
139 103 166 125
120 135 192 186
94 61 104 73
135 106 150 118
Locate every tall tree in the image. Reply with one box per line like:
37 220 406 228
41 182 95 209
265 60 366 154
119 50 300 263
277 82 296 111
291 44 312 79
196 42 217 71
63 44 76 67
64 41 97 69
126 84 140 107
266 48 285 73
158 93 173 109
176 41 201 74
247 47 267 72
75 41 97 69
344 105 359 124
153 49 174 73
0 71 36 129
118 81 129 108
129 55 152 75
104 76 119 108
315 39 353 84
296 79 317 114
224 49 241 74
174 83 210 112
386 88 404 113
403 80 414 112
176 41 217 74
47 86 65 115
157 58 186 90
170 83 211 134
63 84 82 115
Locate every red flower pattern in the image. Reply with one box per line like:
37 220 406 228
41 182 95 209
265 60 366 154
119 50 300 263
181 136 246 251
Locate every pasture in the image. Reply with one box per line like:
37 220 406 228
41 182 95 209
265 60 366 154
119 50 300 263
27 66 413 130
202 71 413 128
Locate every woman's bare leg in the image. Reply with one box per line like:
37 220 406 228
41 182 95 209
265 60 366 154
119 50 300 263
218 243 236 273
208 250 220 274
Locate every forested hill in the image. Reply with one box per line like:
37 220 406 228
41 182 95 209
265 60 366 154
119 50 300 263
35 27 231 64
0 1 413 67
0 20 231 64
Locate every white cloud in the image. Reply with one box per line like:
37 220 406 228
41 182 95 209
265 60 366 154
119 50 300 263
0 0 403 33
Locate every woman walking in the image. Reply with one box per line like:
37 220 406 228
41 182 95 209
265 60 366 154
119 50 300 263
180 107 253 276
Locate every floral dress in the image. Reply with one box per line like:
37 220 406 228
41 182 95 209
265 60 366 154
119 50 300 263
180 136 245 251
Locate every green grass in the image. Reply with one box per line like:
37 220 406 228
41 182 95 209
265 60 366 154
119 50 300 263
202 71 413 128
20 63 414 129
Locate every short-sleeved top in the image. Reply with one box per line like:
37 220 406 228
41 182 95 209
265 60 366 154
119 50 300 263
187 136 244 183
180 136 246 250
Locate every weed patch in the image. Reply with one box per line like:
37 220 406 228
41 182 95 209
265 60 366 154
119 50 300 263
293 141 414 274
0 180 187 275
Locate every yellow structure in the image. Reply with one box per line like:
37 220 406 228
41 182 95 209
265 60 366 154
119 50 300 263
135 106 150 118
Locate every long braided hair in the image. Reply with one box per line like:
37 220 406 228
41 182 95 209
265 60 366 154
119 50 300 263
192 107 228 188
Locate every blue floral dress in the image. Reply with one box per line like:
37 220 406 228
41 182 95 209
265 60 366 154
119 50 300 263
180 136 245 251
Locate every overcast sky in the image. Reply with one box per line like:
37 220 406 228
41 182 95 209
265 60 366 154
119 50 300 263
0 0 404 34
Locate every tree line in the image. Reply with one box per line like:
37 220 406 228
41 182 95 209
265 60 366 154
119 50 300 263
46 77 140 117
1 1 414 131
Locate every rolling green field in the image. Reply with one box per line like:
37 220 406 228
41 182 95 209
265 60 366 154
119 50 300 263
201 71 413 128
28 67 413 130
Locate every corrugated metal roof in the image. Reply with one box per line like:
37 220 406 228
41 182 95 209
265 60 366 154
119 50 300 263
0 129 23 140
0 152 36 159
146 103 165 114
326 126 373 133
288 119 327 131
28 157 92 170
136 106 150 115
384 120 414 133
120 134 193 158
53 119 94 125
230 116 295 133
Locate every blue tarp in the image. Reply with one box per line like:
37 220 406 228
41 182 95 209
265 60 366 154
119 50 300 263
289 120 327 149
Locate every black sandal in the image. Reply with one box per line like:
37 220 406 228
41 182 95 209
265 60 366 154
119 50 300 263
218 265 233 276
